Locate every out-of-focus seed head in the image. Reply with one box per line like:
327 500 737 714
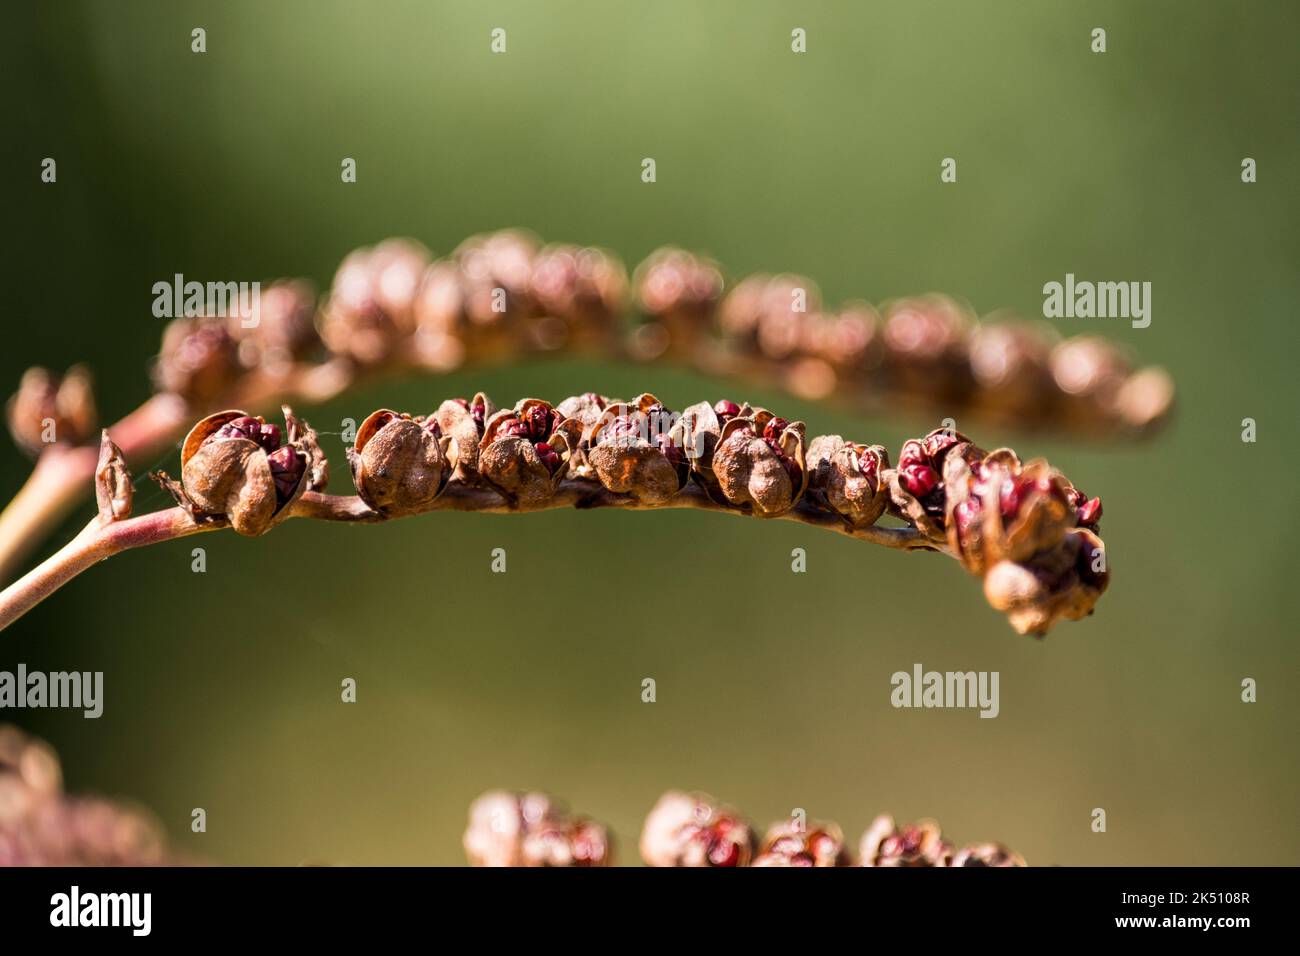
154 318 242 404
640 791 755 867
983 527 1110 636
463 790 612 867
753 819 851 867
6 365 98 456
859 814 952 867
229 279 320 373
347 407 451 515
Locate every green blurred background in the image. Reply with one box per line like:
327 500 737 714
3 0 1297 865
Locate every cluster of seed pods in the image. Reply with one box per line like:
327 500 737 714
465 789 1026 867
0 726 180 866
107 229 1171 446
168 390 1107 634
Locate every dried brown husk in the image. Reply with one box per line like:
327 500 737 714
712 409 807 516
806 434 890 527
584 393 687 503
348 408 450 515
94 431 132 521
181 409 315 536
434 392 496 483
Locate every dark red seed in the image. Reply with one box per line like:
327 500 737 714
922 431 959 459
524 405 553 440
422 417 442 439
857 448 879 482
900 463 938 498
713 399 740 421
763 417 789 442
267 446 305 501
496 418 529 440
1077 497 1103 526
534 442 561 473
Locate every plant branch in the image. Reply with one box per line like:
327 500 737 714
0 480 937 633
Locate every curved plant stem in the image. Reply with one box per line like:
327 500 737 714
0 481 939 633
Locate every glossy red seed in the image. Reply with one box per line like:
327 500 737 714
763 417 789 442
713 399 741 420
900 463 938 498
708 839 740 867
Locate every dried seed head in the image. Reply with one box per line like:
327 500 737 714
860 814 952 867
753 819 851 867
529 243 628 342
94 431 132 522
950 842 1027 867
321 239 430 365
806 435 891 527
154 317 242 404
348 408 450 515
712 409 807 516
983 527 1110 636
640 791 755 867
945 450 1076 574
230 279 320 373
6 365 97 456
434 392 496 482
180 408 318 535
585 393 688 503
478 399 571 505
463 790 611 867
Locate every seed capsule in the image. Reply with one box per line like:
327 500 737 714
983 527 1110 636
711 408 807 516
463 790 612 867
640 791 755 868
348 408 450 515
585 393 688 503
433 392 496 483
806 435 891 527
153 317 242 404
477 399 572 505
180 408 318 535
887 427 985 541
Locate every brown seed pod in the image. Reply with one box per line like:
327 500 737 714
477 399 571 506
347 408 450 515
180 409 316 535
712 408 807 516
632 247 724 359
640 791 755 867
753 819 851 867
584 393 688 503
5 365 97 456
859 814 953 867
528 243 627 351
806 435 890 527
432 393 495 483
94 431 132 522
983 527 1110 636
